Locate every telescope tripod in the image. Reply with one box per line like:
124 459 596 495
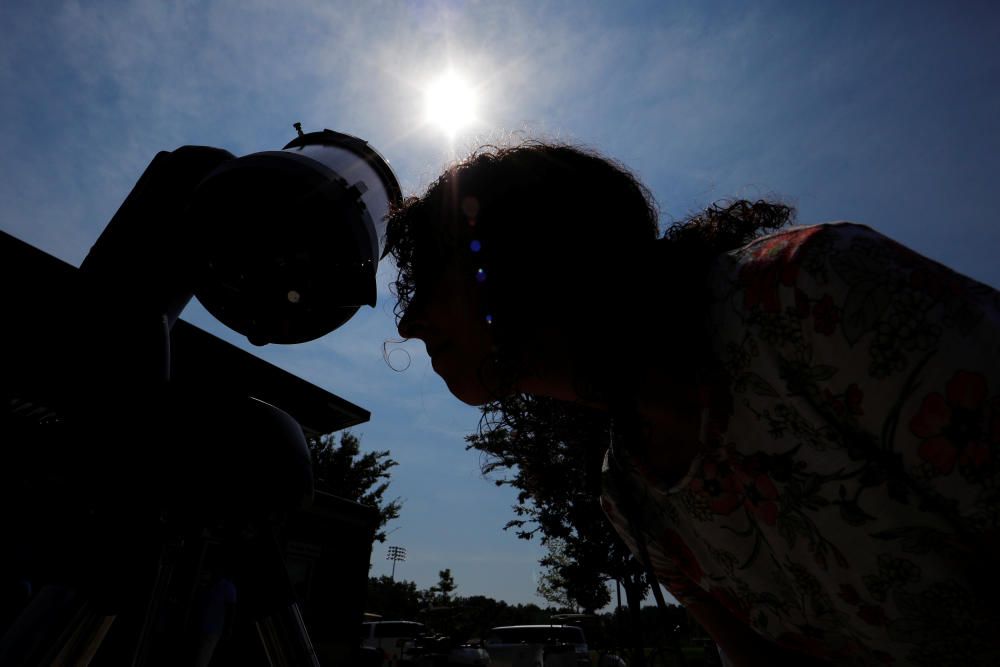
0 389 323 667
0 125 399 667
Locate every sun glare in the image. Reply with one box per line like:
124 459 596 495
424 71 478 137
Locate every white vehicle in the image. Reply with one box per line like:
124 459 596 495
406 635 491 666
484 625 589 667
447 641 491 666
361 620 427 664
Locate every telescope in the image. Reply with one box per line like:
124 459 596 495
0 126 401 666
83 124 402 345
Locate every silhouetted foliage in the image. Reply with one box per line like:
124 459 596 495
465 395 650 618
428 568 457 606
365 574 566 640
367 575 422 619
307 431 401 542
364 570 697 659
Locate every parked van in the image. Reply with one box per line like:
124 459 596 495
484 625 589 667
361 620 427 664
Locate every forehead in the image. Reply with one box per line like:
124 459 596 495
391 175 485 285
415 195 477 258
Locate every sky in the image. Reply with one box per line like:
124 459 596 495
2 0 998 610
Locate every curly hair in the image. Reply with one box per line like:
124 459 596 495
384 140 794 401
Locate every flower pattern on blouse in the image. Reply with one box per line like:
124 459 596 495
602 222 1000 666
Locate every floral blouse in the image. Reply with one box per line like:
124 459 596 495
601 222 1000 666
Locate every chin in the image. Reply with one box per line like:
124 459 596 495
436 359 502 406
447 381 493 407
440 369 502 406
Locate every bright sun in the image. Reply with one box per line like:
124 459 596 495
424 71 478 137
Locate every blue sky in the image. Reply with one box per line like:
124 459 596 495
2 1 998 608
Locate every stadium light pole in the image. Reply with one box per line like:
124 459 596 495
386 546 406 580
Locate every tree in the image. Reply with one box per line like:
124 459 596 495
307 430 401 542
367 573 564 635
465 395 650 616
428 568 457 606
535 538 575 610
367 575 422 619
441 595 556 640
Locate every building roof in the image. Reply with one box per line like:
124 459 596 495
0 229 368 435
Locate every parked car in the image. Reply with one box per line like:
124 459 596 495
360 645 386 667
484 625 589 667
361 620 427 664
447 640 491 666
407 635 491 667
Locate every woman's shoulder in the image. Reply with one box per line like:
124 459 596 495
706 222 865 312
714 220 958 307
732 221 880 262
728 220 998 300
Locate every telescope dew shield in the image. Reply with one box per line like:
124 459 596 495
189 129 402 346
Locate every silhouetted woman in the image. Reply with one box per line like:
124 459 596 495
385 142 1000 666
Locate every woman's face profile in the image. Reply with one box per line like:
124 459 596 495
397 253 496 406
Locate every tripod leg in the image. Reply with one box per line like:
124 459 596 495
49 599 116 667
0 585 114 666
129 535 185 667
238 530 320 667
256 601 320 667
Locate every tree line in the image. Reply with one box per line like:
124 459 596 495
364 569 696 654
